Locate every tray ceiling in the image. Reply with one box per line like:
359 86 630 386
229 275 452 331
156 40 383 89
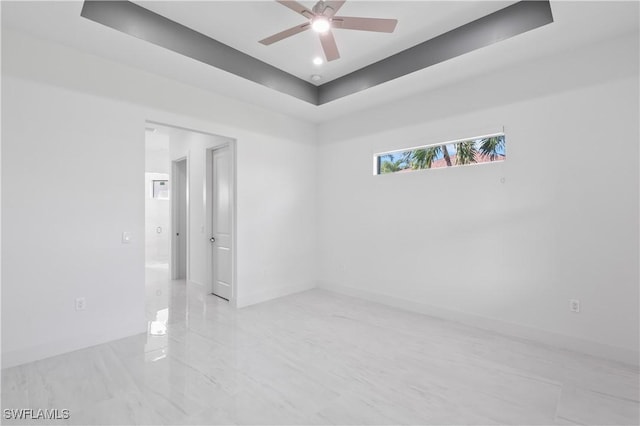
80 0 554 104
129 1 519 84
2 1 638 122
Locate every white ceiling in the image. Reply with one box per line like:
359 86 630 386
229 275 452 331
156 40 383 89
129 1 518 84
2 1 639 123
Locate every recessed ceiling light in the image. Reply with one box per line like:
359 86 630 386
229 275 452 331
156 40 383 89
310 74 322 82
313 57 323 66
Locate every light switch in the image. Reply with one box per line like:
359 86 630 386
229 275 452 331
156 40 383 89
122 232 133 244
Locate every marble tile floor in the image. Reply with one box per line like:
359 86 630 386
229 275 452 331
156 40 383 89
2 267 639 425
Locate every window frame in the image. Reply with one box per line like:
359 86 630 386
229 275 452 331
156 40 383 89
373 132 506 176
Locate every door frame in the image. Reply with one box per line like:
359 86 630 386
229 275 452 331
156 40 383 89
206 142 237 303
170 156 189 281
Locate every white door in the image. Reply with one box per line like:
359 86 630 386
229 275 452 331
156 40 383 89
210 146 233 300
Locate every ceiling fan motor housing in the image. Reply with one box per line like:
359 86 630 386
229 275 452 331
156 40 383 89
312 1 335 17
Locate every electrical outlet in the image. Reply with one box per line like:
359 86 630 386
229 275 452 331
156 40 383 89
569 299 580 313
75 297 86 311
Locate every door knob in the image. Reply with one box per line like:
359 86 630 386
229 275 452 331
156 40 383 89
210 237 216 243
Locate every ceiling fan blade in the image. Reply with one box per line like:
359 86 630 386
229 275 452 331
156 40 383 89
259 23 311 45
324 1 346 17
333 16 398 33
319 30 340 61
276 1 314 18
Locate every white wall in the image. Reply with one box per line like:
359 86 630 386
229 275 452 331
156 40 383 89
316 33 639 365
235 131 318 307
2 76 147 367
145 131 170 175
1 29 317 367
145 173 170 266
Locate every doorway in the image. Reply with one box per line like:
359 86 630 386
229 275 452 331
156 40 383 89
207 145 235 301
145 120 236 304
171 158 188 280
144 128 171 270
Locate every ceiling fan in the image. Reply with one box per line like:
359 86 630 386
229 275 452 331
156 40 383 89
259 0 398 62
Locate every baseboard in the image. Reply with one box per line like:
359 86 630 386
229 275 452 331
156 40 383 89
188 279 205 287
1 322 147 369
237 281 316 308
317 281 639 367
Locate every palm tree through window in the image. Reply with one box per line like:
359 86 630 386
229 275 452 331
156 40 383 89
376 134 506 175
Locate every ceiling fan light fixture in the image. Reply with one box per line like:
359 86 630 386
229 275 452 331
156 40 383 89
262 0 398 64
311 16 331 33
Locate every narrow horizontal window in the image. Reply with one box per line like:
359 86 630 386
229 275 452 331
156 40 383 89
375 133 506 175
